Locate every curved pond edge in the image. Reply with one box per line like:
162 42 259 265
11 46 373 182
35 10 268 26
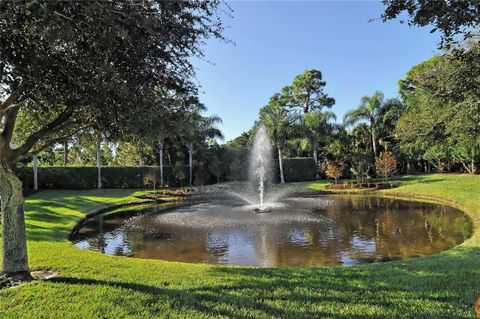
325 190 477 228
68 189 477 266
68 200 158 241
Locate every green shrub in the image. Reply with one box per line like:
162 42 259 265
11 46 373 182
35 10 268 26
282 157 317 182
16 165 190 190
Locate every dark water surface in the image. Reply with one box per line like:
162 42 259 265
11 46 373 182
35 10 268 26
71 195 473 267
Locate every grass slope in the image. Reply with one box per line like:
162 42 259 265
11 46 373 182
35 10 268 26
0 174 479 318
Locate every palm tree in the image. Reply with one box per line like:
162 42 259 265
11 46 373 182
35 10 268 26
180 99 223 186
155 118 182 187
304 110 337 164
343 91 386 157
260 93 299 184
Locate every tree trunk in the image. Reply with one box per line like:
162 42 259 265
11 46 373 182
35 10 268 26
63 139 68 166
371 129 377 157
313 147 318 165
0 168 31 279
159 141 164 187
96 133 102 189
278 146 285 184
32 154 38 191
139 144 144 166
188 144 193 186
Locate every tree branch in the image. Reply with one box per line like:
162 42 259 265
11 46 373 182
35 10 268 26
0 98 27 118
0 89 22 111
0 107 20 145
28 124 91 156
0 62 4 82
13 110 73 157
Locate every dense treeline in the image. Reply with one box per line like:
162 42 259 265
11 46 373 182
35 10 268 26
226 45 479 182
34 46 480 186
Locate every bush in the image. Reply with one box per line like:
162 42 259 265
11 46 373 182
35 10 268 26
325 161 342 184
282 157 317 182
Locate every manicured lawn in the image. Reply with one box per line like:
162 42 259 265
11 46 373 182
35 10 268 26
1 174 479 318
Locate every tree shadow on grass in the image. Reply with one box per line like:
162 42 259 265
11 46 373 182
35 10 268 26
50 276 319 319
47 248 480 318
206 248 480 317
26 224 69 242
25 197 110 242
390 175 445 184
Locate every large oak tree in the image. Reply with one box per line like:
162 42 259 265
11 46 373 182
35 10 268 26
0 0 226 279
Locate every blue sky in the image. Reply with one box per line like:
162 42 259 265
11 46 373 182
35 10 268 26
193 1 440 142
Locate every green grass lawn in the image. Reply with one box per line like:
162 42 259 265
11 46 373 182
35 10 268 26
1 174 480 318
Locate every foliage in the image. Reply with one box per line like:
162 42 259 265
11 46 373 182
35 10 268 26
143 169 160 191
304 110 337 162
282 158 317 182
0 1 227 165
422 145 451 173
381 0 480 46
260 93 299 149
344 91 402 158
375 151 397 180
350 151 371 183
208 154 225 184
396 46 480 174
178 100 224 148
325 162 342 183
451 145 479 175
281 69 335 114
16 166 192 190
260 93 301 183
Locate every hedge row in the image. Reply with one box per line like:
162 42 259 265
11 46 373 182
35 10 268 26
282 158 317 182
16 166 190 190
15 158 317 190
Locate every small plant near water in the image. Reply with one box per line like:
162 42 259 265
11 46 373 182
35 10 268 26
375 151 397 183
326 162 342 184
143 169 160 193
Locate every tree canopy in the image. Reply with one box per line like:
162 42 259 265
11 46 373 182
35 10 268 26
281 69 335 114
381 0 480 46
0 0 227 278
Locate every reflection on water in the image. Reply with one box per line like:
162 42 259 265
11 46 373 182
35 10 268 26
71 195 473 267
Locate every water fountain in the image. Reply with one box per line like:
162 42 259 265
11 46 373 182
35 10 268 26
225 125 290 212
249 125 273 212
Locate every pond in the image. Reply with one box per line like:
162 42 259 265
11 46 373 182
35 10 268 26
71 195 473 267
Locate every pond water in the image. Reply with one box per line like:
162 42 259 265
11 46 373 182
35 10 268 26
71 195 473 267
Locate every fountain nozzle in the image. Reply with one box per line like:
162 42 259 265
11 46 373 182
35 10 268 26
254 206 272 213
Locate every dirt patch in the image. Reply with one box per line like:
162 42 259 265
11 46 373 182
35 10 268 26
0 269 58 290
32 269 59 280
0 274 29 289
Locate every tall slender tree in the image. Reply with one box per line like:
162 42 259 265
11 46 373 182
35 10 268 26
344 91 400 158
304 110 337 164
260 93 299 184
179 99 223 186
